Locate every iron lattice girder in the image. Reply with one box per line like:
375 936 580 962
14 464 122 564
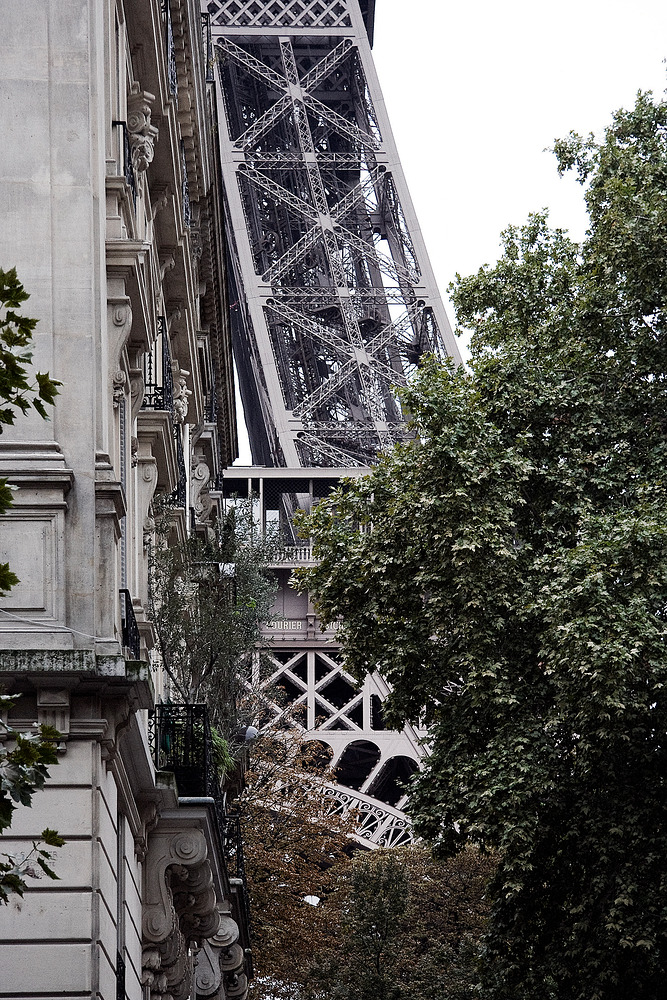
211 0 459 468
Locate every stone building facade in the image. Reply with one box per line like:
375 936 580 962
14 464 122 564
0 1 248 998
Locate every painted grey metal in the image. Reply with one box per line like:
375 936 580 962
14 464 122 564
221 467 424 848
211 0 459 844
207 0 460 467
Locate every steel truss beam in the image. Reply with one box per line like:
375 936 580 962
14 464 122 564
210 0 460 468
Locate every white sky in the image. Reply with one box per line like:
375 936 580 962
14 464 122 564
373 0 667 337
233 1 667 462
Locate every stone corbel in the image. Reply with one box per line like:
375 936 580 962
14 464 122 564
195 909 243 999
129 367 145 423
191 454 213 526
225 971 249 1000
167 304 183 335
142 825 220 1000
160 253 176 283
151 185 171 221
127 84 159 174
107 285 134 371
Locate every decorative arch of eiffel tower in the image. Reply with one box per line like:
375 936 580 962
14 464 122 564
208 0 461 847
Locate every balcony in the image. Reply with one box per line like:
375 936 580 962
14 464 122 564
269 544 314 567
119 589 141 659
162 0 178 98
111 120 136 208
169 429 187 508
151 703 251 949
142 318 174 414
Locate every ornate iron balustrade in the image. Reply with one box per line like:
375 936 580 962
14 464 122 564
169 428 187 508
142 318 174 413
180 139 191 228
154 703 216 796
162 0 178 97
119 589 141 659
111 120 136 207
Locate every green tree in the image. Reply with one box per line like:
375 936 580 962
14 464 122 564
151 499 278 730
306 846 493 1000
299 90 667 999
243 728 356 1000
0 267 59 594
0 269 61 897
0 695 64 902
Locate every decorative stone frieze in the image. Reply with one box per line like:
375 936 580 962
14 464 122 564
127 84 159 174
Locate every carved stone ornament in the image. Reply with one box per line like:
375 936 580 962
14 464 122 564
225 971 249 1000
127 83 159 174
143 516 155 552
172 362 192 425
142 826 220 1000
129 368 146 423
191 454 213 525
195 909 245 1000
112 369 127 408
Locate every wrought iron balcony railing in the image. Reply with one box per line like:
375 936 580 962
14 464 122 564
162 0 178 98
180 139 191 228
111 120 136 207
119 589 141 659
142 318 174 413
168 429 187 508
154 703 217 797
202 12 215 83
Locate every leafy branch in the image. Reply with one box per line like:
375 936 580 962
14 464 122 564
0 694 64 903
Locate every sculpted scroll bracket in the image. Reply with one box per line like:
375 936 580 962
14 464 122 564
142 825 221 1000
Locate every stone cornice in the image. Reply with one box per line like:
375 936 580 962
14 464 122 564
0 651 154 709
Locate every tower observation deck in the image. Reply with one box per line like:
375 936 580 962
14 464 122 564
207 0 460 844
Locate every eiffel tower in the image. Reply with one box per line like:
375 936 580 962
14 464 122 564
207 0 461 845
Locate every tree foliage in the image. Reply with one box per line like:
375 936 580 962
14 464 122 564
150 500 278 729
242 729 356 999
306 846 493 1000
243 726 493 1000
0 267 59 595
298 89 667 998
0 268 59 430
0 695 64 903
